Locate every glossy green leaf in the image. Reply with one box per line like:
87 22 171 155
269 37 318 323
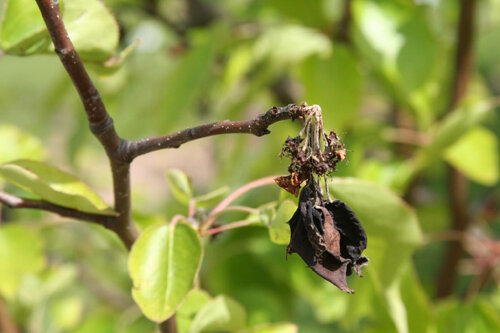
330 177 422 285
444 126 499 186
253 25 331 65
0 159 113 215
188 295 247 333
166 169 193 205
1 0 119 61
299 45 362 130
238 322 298 333
0 225 45 298
194 186 230 208
0 125 46 164
267 199 296 245
129 221 202 322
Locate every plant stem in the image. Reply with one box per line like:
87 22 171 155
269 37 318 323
435 0 477 299
203 219 258 236
200 176 278 233
0 191 116 226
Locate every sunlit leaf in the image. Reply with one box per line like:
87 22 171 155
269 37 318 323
253 25 331 65
0 225 45 298
166 169 193 205
0 125 46 164
0 159 114 215
267 199 295 245
129 221 202 322
0 0 50 54
0 0 119 61
188 295 247 333
444 126 499 186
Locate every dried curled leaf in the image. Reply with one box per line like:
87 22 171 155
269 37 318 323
274 172 308 196
286 178 368 293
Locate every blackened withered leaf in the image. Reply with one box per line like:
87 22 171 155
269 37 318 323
325 200 367 263
286 178 368 293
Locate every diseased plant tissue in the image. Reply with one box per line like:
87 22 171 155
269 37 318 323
275 104 368 293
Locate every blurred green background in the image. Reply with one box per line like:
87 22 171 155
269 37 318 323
0 0 499 332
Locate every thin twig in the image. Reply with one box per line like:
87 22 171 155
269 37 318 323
212 206 260 216
0 191 116 226
125 104 305 160
203 219 258 236
200 176 278 233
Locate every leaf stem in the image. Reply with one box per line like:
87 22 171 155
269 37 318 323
203 219 258 236
200 176 278 233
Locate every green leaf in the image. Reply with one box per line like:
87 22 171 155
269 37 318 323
253 25 331 65
0 124 45 164
86 39 140 75
177 289 212 333
193 186 230 208
1 0 119 61
166 169 193 205
416 100 495 168
0 160 113 215
0 225 45 298
129 221 202 322
188 295 247 333
330 177 422 285
352 1 439 126
443 126 499 186
330 178 423 333
50 295 84 330
156 28 219 130
399 265 434 333
267 199 296 245
0 0 50 54
299 45 362 131
238 322 298 333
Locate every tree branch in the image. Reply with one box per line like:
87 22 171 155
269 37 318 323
35 0 138 249
126 104 305 160
436 0 477 299
335 0 352 43
0 191 116 227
